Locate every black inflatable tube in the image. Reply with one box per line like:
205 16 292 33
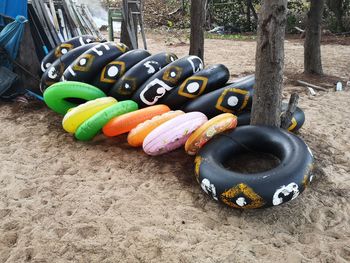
182 75 255 118
109 52 178 101
41 35 99 73
195 125 314 209
159 64 230 109
132 55 204 108
61 42 129 83
90 49 151 94
40 43 99 92
237 106 305 133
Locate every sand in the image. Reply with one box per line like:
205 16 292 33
0 34 349 263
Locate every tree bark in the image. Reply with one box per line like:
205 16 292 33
304 0 325 75
250 0 288 127
189 0 207 62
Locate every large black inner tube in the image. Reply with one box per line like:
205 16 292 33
132 55 203 108
61 42 129 83
182 75 255 117
90 49 151 94
41 35 99 73
109 52 178 101
160 64 230 109
195 126 314 209
40 43 99 92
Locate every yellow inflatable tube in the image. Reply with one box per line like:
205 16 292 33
62 97 117 133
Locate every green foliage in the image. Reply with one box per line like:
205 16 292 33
286 0 308 33
209 0 259 32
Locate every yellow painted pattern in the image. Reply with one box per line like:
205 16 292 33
302 163 314 189
221 183 265 209
72 54 95 72
116 43 128 53
215 88 250 113
178 76 209 99
194 156 202 183
55 43 73 58
163 66 183 84
288 117 298 131
117 77 137 95
100 61 126 83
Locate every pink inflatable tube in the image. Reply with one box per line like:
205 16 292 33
143 112 208 156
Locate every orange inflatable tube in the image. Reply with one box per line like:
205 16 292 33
185 113 238 155
103 104 171 137
127 110 184 147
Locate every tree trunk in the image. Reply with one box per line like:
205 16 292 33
189 0 207 62
250 0 288 127
246 0 252 30
304 0 325 75
326 0 345 32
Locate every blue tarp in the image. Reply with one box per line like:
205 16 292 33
0 15 27 68
0 0 27 26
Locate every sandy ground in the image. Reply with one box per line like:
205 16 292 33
0 34 350 262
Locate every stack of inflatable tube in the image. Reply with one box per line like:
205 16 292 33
41 37 314 209
43 82 314 209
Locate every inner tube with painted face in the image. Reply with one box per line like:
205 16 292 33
182 75 255 118
43 81 106 115
61 42 129 83
132 55 204 108
40 43 99 92
194 125 314 209
237 105 306 133
41 35 99 73
160 64 230 109
90 49 151 93
109 52 178 101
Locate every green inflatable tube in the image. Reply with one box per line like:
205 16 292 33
43 81 106 115
75 100 139 141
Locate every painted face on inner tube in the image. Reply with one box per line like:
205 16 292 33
41 35 99 73
182 75 255 118
133 55 203 108
40 43 99 92
91 49 151 94
160 64 230 109
109 52 178 101
61 42 128 83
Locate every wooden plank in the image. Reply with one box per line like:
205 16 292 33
28 3 51 57
57 8 68 40
49 0 60 34
296 80 328 92
44 3 64 42
82 4 104 40
31 0 56 49
36 0 61 45
62 0 81 36
71 3 90 35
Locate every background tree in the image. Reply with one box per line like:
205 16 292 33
304 0 325 75
250 0 288 127
326 0 349 32
189 0 207 62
